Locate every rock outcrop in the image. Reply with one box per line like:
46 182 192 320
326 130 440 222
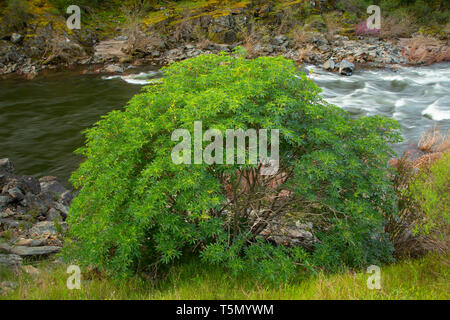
0 158 71 269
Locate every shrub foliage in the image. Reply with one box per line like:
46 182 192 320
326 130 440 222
64 50 401 281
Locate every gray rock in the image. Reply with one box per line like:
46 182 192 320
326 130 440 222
263 45 274 53
339 59 354 76
322 59 335 71
14 238 47 247
0 158 14 173
46 208 62 221
0 243 12 254
0 254 22 269
39 176 67 198
11 33 22 44
10 246 61 256
260 218 318 250
23 193 48 216
8 187 24 201
29 221 67 237
0 195 12 207
54 202 69 218
104 64 124 74
60 190 73 205
1 218 26 230
19 176 41 195
114 35 128 41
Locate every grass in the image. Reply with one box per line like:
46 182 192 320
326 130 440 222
1 254 448 300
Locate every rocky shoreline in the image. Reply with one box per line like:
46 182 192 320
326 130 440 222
1 2 449 80
2 31 448 80
0 158 71 277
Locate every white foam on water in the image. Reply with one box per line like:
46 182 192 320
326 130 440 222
422 98 450 121
395 98 406 108
102 71 163 85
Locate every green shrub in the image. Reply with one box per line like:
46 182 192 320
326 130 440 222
408 152 449 238
64 49 401 282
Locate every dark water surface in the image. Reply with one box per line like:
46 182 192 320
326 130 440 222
1 63 449 186
0 71 142 186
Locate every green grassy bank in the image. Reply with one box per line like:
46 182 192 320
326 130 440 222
1 254 448 300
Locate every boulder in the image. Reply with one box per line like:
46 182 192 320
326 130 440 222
0 219 21 230
0 243 12 254
0 158 14 174
54 202 69 218
3 176 40 196
59 190 73 205
29 221 67 237
104 64 124 73
19 176 41 195
339 59 354 76
22 193 48 216
260 219 318 250
39 176 67 198
46 208 62 221
10 245 61 256
8 187 24 201
0 254 22 269
0 195 12 208
14 238 47 247
322 58 335 71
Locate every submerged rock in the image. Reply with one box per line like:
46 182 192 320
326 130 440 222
104 64 124 73
339 59 354 76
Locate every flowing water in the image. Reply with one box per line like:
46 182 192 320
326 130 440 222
0 63 449 186
307 63 450 153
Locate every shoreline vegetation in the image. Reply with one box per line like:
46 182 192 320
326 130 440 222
1 254 449 299
0 0 449 79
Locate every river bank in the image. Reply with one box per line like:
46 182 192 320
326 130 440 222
1 253 448 299
1 1 449 79
2 27 449 80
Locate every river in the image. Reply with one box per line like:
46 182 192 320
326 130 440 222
0 63 449 186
